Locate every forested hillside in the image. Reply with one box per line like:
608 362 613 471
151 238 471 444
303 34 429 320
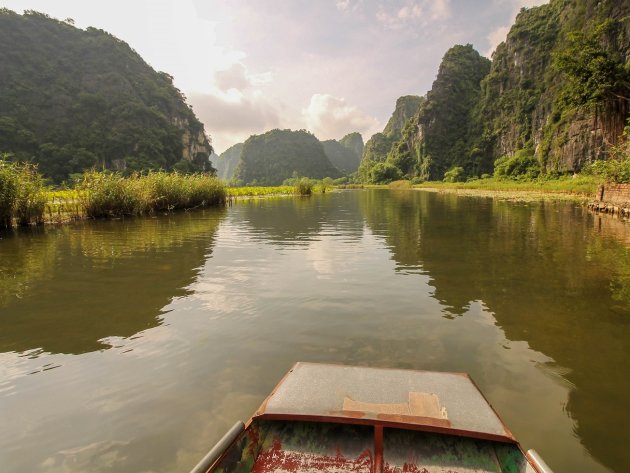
235 129 341 186
0 9 213 182
361 0 630 183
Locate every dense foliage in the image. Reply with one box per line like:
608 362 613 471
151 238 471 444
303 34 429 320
0 9 213 183
235 129 340 186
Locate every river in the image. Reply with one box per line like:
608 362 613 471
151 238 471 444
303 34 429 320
1 189 628 472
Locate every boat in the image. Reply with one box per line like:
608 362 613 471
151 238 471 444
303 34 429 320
190 362 553 473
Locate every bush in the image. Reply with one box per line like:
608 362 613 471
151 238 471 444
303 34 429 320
369 162 402 183
584 159 630 183
443 166 465 183
295 177 314 196
493 149 540 180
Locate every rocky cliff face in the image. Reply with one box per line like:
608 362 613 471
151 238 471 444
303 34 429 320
382 96 424 137
358 95 423 181
386 45 490 179
481 0 630 173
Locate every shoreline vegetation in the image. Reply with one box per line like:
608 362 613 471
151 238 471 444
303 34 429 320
0 158 614 230
0 161 330 228
383 176 600 202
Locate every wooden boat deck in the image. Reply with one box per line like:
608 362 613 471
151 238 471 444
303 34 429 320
199 363 544 473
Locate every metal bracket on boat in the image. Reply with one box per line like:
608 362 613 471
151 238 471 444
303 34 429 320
527 449 554 473
189 421 245 473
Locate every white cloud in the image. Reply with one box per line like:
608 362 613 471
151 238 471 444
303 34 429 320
214 63 273 92
187 61 280 152
376 0 450 30
302 94 380 141
335 0 363 12
189 89 280 153
429 0 451 21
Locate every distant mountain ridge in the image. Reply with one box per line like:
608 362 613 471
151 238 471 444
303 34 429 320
0 9 213 182
210 132 363 184
235 129 341 186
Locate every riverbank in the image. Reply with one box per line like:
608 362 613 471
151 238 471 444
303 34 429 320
368 176 599 203
414 176 598 201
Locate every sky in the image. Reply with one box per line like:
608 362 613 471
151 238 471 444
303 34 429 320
2 0 547 153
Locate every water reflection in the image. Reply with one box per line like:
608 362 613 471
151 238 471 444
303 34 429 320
0 209 225 355
1 191 629 473
361 189 630 472
237 192 364 247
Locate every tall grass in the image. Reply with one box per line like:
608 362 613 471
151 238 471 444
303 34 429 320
78 171 226 219
415 175 599 195
227 186 295 197
0 159 47 228
295 177 314 196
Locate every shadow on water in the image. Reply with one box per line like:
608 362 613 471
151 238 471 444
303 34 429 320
0 209 226 355
360 189 630 473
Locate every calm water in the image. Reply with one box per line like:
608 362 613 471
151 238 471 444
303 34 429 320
1 189 629 473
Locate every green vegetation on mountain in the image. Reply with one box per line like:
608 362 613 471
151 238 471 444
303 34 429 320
384 45 490 181
363 0 629 184
235 129 340 186
321 132 364 175
0 9 213 183
339 132 364 160
358 95 423 182
479 0 629 176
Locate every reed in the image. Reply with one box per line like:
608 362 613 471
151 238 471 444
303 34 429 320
295 177 313 196
0 159 47 227
0 160 18 228
388 180 413 189
78 171 226 219
227 186 295 197
14 163 47 226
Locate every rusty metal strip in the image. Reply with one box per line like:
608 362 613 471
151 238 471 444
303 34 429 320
254 413 518 445
466 375 516 442
373 425 383 473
